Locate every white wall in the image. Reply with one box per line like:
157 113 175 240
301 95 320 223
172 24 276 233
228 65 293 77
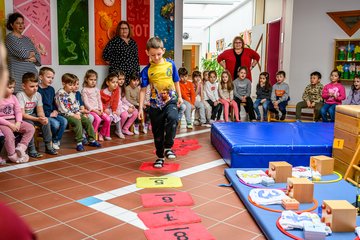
286 0 360 104
264 0 282 23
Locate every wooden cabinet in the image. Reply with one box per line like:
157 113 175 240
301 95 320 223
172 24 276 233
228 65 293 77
333 39 360 82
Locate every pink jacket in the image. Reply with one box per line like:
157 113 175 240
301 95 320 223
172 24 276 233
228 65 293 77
322 82 346 105
82 87 103 112
117 88 134 114
0 95 23 126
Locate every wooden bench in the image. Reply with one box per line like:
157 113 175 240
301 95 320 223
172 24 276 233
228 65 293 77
267 104 316 122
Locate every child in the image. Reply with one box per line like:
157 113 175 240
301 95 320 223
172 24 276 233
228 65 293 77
192 70 210 127
218 70 240 122
202 70 212 122
141 85 152 133
117 71 138 136
233 66 256 121
253 72 272 121
100 72 123 138
320 70 346 122
16 72 57 157
179 67 196 129
82 69 111 141
295 71 323 121
138 36 183 168
268 70 290 120
125 72 141 134
0 131 5 164
55 73 101 151
204 70 223 123
343 75 360 105
38 67 68 150
0 78 34 163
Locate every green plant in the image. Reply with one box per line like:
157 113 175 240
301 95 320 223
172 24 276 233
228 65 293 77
201 54 223 79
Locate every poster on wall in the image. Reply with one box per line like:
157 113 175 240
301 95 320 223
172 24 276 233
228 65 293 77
154 0 174 59
127 0 150 65
0 0 5 42
57 0 89 65
94 0 121 65
14 0 51 65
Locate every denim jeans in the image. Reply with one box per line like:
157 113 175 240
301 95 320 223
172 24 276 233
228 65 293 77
48 115 68 143
253 99 270 120
320 103 336 122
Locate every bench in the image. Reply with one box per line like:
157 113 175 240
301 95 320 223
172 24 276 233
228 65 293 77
267 104 316 122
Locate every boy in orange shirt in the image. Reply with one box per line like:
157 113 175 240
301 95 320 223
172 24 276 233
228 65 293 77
179 68 196 129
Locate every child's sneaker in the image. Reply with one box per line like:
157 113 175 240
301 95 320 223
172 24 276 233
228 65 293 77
274 112 280 120
193 120 200 126
88 140 101 147
53 142 60 150
115 130 125 139
133 124 139 135
82 138 89 145
15 143 27 158
164 149 176 159
104 136 112 141
186 123 193 129
153 158 165 168
45 147 58 155
122 129 134 136
280 114 286 121
98 134 104 141
28 151 43 158
201 123 211 128
76 144 85 152
142 123 148 134
0 156 6 165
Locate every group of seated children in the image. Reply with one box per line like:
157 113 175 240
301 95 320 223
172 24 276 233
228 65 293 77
0 66 151 164
179 66 359 124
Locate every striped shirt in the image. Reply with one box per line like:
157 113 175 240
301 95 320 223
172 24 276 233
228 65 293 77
5 33 41 93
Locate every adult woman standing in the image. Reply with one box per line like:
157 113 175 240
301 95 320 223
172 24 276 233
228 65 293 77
217 36 260 81
5 12 41 93
103 21 140 85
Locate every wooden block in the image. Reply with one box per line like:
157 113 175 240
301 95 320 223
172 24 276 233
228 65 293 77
268 161 292 183
335 105 360 118
334 157 349 176
333 146 355 165
335 112 360 135
321 200 356 232
310 155 334 175
334 127 360 150
281 198 299 210
286 178 314 203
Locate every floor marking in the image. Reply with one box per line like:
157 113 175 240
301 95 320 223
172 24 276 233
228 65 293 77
78 159 225 230
0 129 211 173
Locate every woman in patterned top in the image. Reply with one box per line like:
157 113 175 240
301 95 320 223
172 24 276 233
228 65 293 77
5 12 41 93
102 21 140 85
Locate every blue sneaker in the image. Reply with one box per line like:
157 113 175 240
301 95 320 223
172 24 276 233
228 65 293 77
88 141 101 148
76 144 85 152
82 138 89 145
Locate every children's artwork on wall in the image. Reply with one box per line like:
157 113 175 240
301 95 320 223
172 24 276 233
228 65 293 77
14 0 51 65
216 38 225 52
57 0 89 65
94 0 121 65
0 0 5 42
154 0 174 59
127 0 150 65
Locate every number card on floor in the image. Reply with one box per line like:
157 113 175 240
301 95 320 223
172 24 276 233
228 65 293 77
136 176 183 188
141 192 194 207
138 207 201 228
144 223 216 240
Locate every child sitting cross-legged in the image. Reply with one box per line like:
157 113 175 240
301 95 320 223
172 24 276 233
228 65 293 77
55 73 101 151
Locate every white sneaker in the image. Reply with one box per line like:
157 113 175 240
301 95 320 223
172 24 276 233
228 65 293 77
115 130 125 139
201 123 212 128
193 120 200 126
142 123 148 134
53 142 60 150
134 124 139 135
104 136 112 141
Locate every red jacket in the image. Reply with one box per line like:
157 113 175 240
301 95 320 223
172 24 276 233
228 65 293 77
100 87 120 112
180 80 196 105
217 48 260 81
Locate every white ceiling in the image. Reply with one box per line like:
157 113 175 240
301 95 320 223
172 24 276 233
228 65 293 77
183 0 246 28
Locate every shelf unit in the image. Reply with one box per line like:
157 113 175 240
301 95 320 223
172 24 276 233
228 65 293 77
333 39 360 82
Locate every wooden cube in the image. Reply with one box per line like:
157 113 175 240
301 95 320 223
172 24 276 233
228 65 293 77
286 178 314 203
310 155 334 175
282 198 299 210
268 161 292 183
321 200 356 232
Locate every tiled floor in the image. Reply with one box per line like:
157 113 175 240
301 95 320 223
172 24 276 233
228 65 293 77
0 126 266 240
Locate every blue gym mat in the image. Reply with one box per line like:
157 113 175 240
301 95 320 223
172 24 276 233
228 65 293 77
225 168 360 239
211 122 334 168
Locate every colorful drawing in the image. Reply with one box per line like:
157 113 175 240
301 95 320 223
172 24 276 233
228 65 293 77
14 0 51 64
57 0 89 65
154 0 174 59
94 0 121 65
127 0 150 65
0 0 5 41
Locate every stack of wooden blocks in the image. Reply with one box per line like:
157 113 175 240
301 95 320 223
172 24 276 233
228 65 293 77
333 105 360 176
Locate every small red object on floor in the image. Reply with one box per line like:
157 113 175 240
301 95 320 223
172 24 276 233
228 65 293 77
141 192 194 208
139 162 180 172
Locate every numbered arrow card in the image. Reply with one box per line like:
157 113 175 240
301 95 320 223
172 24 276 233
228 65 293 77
136 177 183 188
141 192 194 207
144 223 216 240
138 207 201 228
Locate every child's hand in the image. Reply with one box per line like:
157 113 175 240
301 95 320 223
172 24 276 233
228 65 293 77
9 123 18 132
177 97 183 106
128 108 134 114
50 110 58 117
15 121 21 130
241 96 246 102
138 109 144 120
261 99 266 104
306 101 312 108
104 109 110 115
38 117 48 125
73 113 81 120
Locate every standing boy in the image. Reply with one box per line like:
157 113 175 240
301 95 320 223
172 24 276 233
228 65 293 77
55 73 101 151
178 67 196 129
138 37 183 168
38 67 68 150
16 72 58 157
268 71 290 120
295 71 323 121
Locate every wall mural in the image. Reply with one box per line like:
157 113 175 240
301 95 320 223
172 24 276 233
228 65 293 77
127 0 150 65
0 0 5 42
154 0 174 59
94 0 121 65
57 0 89 65
14 0 51 64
